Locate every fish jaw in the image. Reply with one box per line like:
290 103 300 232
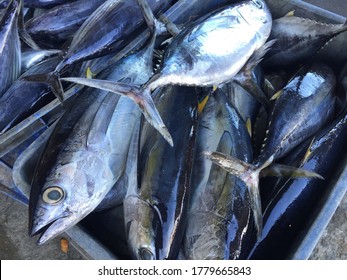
30 198 71 236
36 214 83 245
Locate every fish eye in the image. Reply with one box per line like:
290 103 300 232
139 247 155 260
252 0 263 9
42 186 65 205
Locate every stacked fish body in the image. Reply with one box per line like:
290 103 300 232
0 56 59 134
184 91 254 260
63 0 273 151
263 16 347 69
249 111 347 259
206 62 337 237
124 85 198 260
23 0 76 9
24 16 157 243
0 0 345 260
0 0 21 97
25 0 107 48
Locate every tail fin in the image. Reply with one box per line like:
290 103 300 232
260 163 324 180
61 77 173 146
20 71 64 104
203 151 274 237
18 0 40 50
233 40 277 111
203 151 323 238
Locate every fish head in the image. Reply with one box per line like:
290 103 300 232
124 196 159 260
30 157 110 244
238 0 272 43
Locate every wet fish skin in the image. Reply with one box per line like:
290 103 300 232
0 56 60 134
21 0 171 104
29 90 142 244
25 0 107 48
63 0 272 146
146 0 272 91
257 63 336 165
262 16 347 69
21 48 61 73
28 88 117 244
248 111 347 259
184 90 254 260
221 81 261 135
58 0 171 70
124 85 198 260
0 0 10 9
23 0 76 9
28 10 158 243
205 62 336 237
0 0 21 97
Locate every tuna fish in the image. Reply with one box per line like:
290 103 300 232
62 0 273 145
184 90 255 260
205 63 336 237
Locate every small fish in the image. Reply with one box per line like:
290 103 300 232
124 85 198 260
184 90 254 260
205 63 336 237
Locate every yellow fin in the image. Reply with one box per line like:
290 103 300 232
86 67 95 79
246 118 252 137
198 94 209 114
284 10 295 17
212 85 218 92
301 137 315 166
270 89 283 101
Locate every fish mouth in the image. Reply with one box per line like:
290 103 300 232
30 213 72 245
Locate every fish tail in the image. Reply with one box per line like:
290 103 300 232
18 0 40 50
204 151 324 238
61 77 173 146
20 71 65 104
233 40 277 111
137 0 168 36
203 151 274 238
260 163 324 180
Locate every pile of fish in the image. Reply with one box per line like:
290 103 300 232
1 0 347 259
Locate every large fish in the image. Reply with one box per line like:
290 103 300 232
0 0 21 97
22 0 172 103
184 90 254 260
63 0 272 145
26 6 159 243
262 16 347 69
25 0 107 48
205 63 336 237
124 85 198 260
248 111 347 259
